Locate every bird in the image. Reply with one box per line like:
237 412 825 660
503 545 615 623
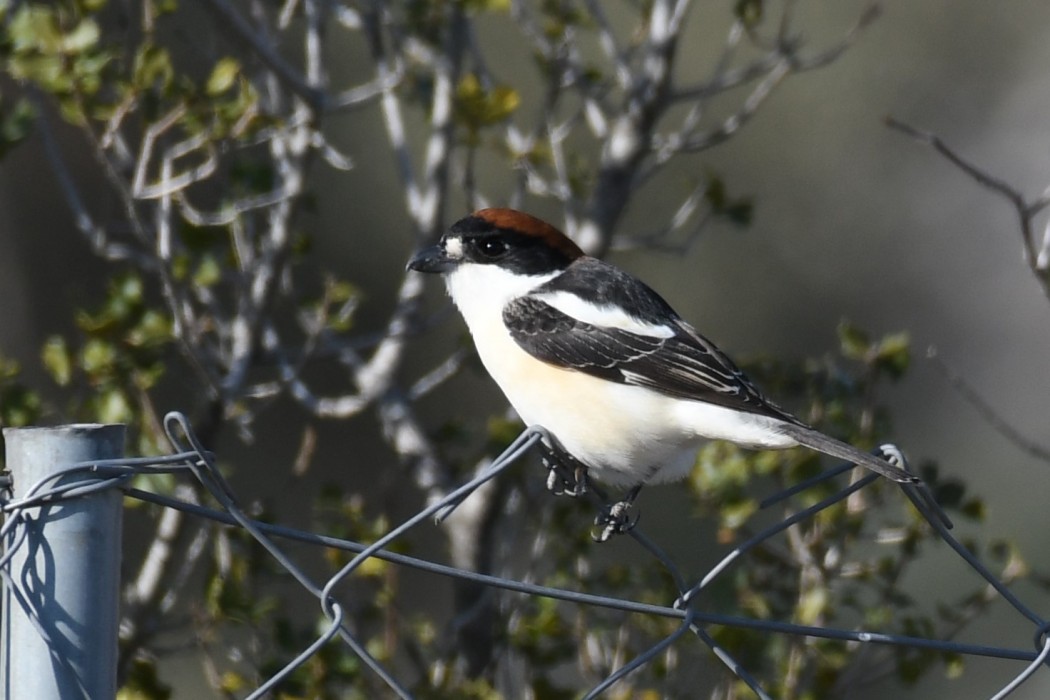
408 208 921 539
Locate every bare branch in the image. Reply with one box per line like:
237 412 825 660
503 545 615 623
408 349 468 402
927 347 1050 464
610 184 715 254
329 58 405 111
362 3 420 214
33 100 149 265
662 58 790 156
885 117 1029 215
202 0 327 111
796 2 882 70
887 116 1050 300
132 132 217 201
582 0 633 91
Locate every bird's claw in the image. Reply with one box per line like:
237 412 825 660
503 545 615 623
592 499 639 542
542 452 587 497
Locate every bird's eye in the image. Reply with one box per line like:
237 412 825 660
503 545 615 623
476 238 508 258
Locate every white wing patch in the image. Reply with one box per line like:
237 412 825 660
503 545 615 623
532 290 676 338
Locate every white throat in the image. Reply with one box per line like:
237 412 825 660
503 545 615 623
445 263 558 330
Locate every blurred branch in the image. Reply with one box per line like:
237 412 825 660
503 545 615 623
571 0 878 255
201 0 326 111
610 182 715 253
33 100 147 265
119 485 208 681
886 116 1050 301
927 347 1050 464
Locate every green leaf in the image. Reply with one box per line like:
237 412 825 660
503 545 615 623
944 652 965 679
797 588 829 625
41 336 72 386
0 98 35 158
217 671 247 693
206 57 241 96
327 280 358 304
0 356 19 381
80 337 118 375
724 201 753 226
116 657 172 700
537 0 587 39
127 310 172 347
192 255 222 287
487 415 523 449
0 384 41 427
8 54 69 90
96 387 133 423
76 273 144 330
356 556 388 578
960 497 985 521
875 331 911 378
720 498 757 530
213 77 260 136
734 0 763 27
71 51 111 95
116 272 144 304
704 175 753 227
455 74 520 132
462 0 509 11
8 8 99 55
9 6 62 53
838 320 871 360
172 253 190 281
705 176 728 209
133 44 174 91
61 19 100 53
58 97 88 125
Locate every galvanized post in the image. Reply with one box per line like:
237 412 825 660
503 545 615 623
1 424 125 700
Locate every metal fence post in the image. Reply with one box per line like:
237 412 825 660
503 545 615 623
1 424 125 700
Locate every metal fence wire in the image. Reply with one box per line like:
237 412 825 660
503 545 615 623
1 411 1048 699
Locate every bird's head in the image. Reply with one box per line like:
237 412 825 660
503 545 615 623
407 208 584 278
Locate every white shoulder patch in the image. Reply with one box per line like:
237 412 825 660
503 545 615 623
533 290 675 338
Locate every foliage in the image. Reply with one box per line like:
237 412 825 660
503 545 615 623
0 1 1035 698
0 355 41 431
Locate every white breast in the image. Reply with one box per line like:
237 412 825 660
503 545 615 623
444 263 797 488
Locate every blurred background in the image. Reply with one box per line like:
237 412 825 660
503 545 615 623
1 0 1049 697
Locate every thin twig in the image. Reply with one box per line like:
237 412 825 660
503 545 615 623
885 116 1050 302
927 347 1050 463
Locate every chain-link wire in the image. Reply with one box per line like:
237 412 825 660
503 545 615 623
1 411 1047 698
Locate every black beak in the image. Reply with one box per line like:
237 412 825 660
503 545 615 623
407 244 457 274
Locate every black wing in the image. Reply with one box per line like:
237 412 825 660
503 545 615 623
503 294 802 424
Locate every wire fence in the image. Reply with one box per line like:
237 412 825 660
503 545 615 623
1 411 1048 699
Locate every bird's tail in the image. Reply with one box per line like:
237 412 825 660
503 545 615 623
777 423 921 484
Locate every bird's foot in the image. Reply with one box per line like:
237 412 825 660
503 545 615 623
592 485 643 542
592 498 639 542
541 447 587 497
